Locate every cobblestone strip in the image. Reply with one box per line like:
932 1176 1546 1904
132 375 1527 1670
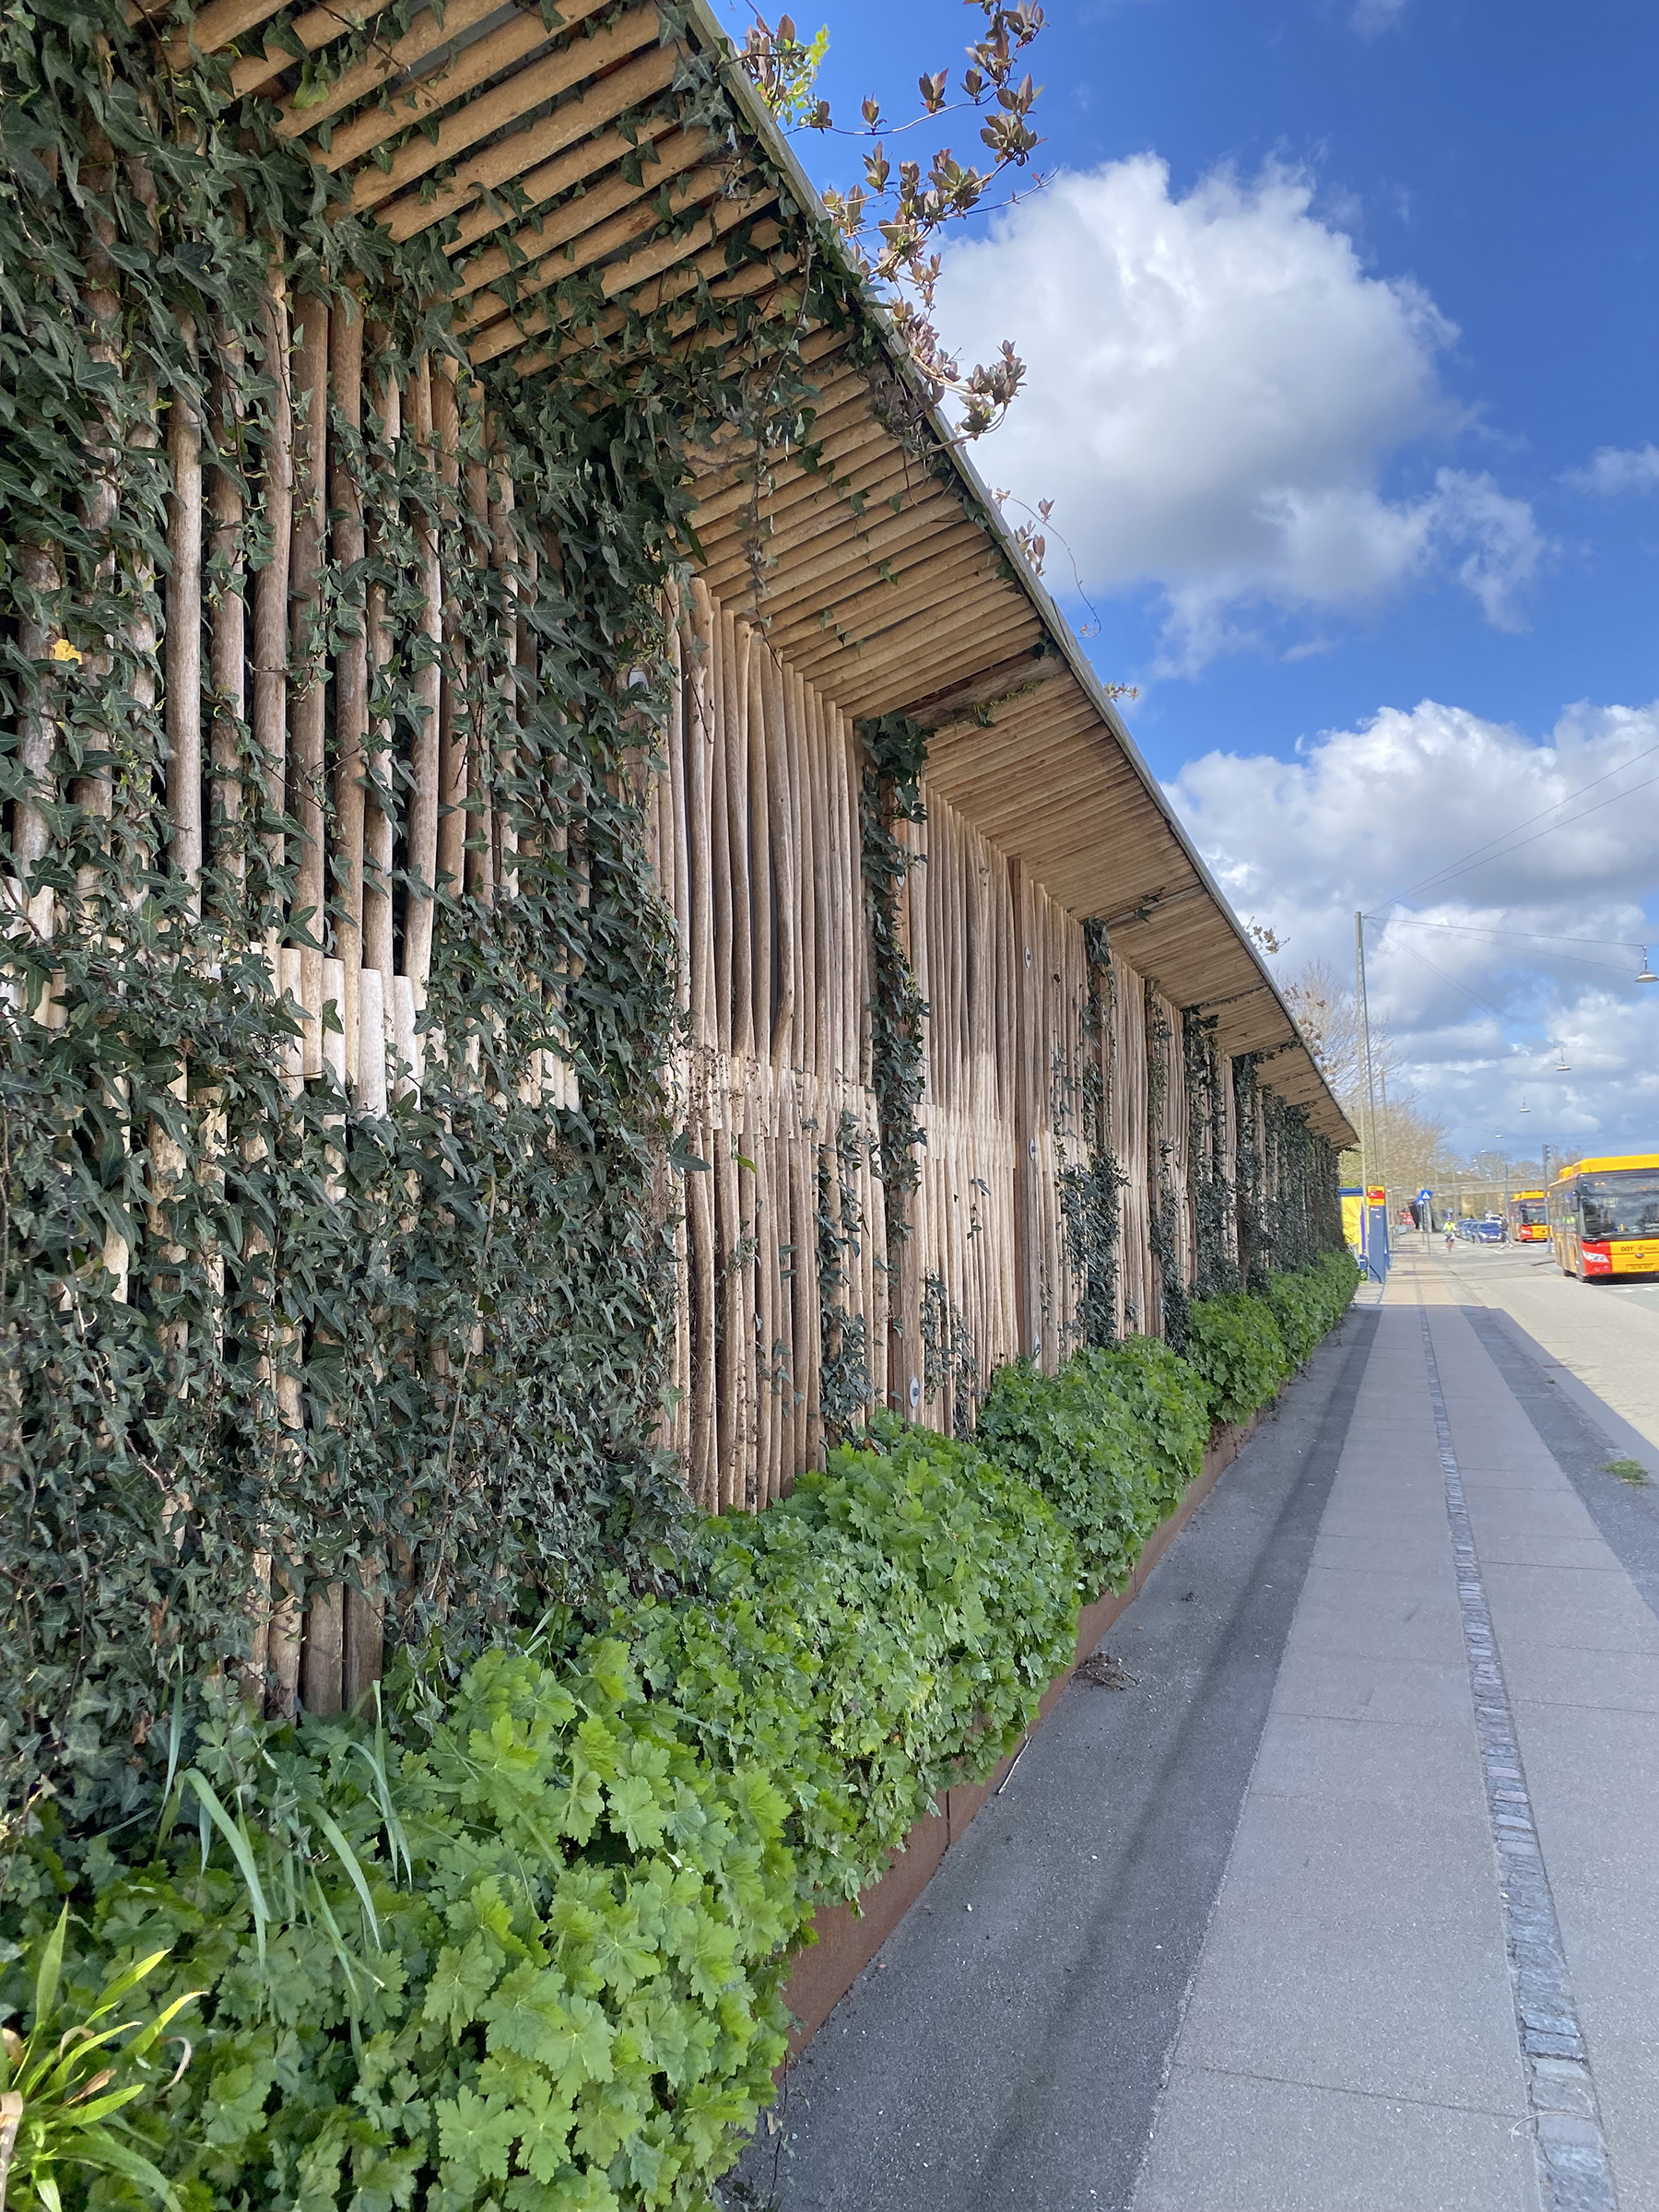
1420 1309 1619 2212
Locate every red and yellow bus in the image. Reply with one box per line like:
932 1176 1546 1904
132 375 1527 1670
1547 1154 1659 1279
1510 1189 1548 1243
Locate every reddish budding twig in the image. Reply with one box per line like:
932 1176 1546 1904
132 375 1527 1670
740 3 1046 438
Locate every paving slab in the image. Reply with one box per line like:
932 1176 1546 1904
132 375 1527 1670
1478 1561 1659 1654
1267 1644 1477 1729
1134 2064 1537 2212
1247 1704 1488 1809
1274 1562 1468 1665
1498 1638 1659 1716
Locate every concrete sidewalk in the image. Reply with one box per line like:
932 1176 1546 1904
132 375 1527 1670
1135 1245 1657 2212
735 1248 1659 2212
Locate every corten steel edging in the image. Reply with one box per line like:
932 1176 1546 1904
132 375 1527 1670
780 1403 1267 2050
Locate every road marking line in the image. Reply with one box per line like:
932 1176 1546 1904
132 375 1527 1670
1419 1305 1619 2212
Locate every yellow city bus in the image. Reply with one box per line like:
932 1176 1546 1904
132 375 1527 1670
1547 1154 1659 1278
1510 1189 1549 1243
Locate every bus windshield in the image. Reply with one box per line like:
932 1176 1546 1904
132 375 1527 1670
1515 1200 1547 1226
1579 1172 1659 1241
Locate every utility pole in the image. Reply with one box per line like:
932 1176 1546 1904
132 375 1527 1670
1355 912 1379 1199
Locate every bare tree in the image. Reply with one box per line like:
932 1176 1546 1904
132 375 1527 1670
1280 957 1453 1196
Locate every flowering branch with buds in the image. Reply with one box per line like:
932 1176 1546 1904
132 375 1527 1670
739 3 1046 438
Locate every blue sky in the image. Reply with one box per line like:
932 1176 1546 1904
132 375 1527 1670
717 0 1659 1156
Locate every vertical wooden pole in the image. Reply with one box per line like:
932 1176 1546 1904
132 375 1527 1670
301 1586 345 1717
404 354 441 996
488 450 518 911
14 546 60 937
253 276 292 902
69 125 119 910
289 298 328 1047
708 609 733 1045
208 333 246 889
765 651 796 1064
665 592 692 1013
746 644 771 1063
687 584 716 1043
1012 858 1043 1364
689 1162 717 1509
343 1583 384 1714
361 356 397 993
433 362 466 903
465 448 496 909
330 296 367 1088
716 1117 741 1508
165 341 204 911
885 797 923 1419
724 612 754 1063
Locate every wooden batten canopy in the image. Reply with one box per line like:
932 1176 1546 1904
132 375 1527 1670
148 0 1354 1147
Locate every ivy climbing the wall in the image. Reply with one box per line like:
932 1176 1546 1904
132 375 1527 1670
0 0 877 1828
1182 1006 1237 1300
815 1107 874 1442
1055 916 1124 1348
1231 1051 1267 1291
921 1269 981 1439
855 712 930 1260
1144 990 1188 1352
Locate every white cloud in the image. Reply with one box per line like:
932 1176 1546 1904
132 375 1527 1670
933 158 1545 666
1564 443 1659 497
1427 469 1546 631
1168 698 1659 1151
1350 0 1409 35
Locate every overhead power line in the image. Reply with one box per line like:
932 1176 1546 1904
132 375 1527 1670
1394 941 1517 1028
1364 914 1642 979
1382 741 1659 906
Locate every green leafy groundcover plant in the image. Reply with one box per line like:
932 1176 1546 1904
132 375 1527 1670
631 1424 1078 1908
1263 1253 1362 1368
980 1261 1359 1590
977 1342 1205 1597
1179 1293 1292 1430
0 1433 1077 2212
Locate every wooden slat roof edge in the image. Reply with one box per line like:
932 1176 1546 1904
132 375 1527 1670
690 0 1355 1151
